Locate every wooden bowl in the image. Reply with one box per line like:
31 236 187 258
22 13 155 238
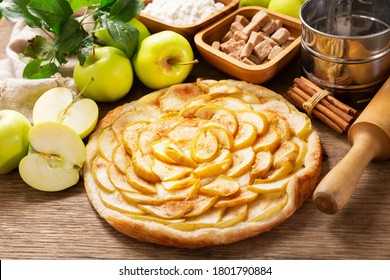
137 0 239 40
194 7 302 84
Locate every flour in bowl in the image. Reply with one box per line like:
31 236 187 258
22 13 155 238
141 0 225 25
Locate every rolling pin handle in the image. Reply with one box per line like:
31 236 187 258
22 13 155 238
313 134 377 214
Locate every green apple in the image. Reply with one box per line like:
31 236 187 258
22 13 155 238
32 87 99 139
73 46 133 102
94 18 151 57
19 122 86 192
0 110 31 174
268 0 306 19
239 0 271 7
133 30 196 90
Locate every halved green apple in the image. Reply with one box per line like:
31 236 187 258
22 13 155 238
19 122 86 191
32 87 98 139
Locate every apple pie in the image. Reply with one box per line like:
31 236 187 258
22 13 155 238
83 79 322 248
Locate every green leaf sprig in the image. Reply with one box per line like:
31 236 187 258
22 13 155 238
0 0 144 79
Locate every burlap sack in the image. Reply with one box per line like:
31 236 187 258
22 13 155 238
0 21 78 122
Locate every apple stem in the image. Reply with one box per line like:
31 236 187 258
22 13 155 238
93 46 97 64
168 59 199 66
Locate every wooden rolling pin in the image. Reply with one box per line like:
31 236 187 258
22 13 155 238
313 76 390 214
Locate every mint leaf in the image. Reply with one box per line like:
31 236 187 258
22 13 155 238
0 0 41 28
54 18 86 54
77 36 94 66
27 0 73 33
100 14 139 58
67 0 101 11
109 0 144 22
23 35 55 61
23 59 57 79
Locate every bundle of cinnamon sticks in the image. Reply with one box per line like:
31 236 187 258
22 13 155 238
284 77 358 134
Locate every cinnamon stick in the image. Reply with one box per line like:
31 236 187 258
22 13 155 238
286 89 346 134
299 76 357 116
294 78 354 123
284 77 357 134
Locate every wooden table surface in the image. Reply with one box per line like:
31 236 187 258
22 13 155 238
1 19 390 260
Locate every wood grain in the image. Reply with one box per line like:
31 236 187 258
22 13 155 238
1 20 390 260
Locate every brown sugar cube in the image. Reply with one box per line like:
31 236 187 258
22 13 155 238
233 31 249 42
242 57 256 65
268 45 283 60
271 27 291 45
261 19 277 35
242 21 260 36
263 36 278 47
228 52 241 60
248 54 262 64
251 10 271 27
234 14 250 26
221 39 246 56
230 21 245 33
248 31 264 46
253 40 273 62
240 41 254 58
274 19 283 30
222 30 234 42
211 41 221 50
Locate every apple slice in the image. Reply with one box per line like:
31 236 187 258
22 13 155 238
19 122 86 191
226 147 256 177
122 121 149 156
284 111 312 139
99 189 144 215
210 96 252 111
213 188 258 208
170 207 225 231
247 192 288 222
98 127 118 161
193 148 233 178
199 175 240 197
190 130 219 163
138 200 193 219
215 204 248 228
195 105 238 135
249 177 290 193
233 123 257 150
250 151 273 183
32 87 98 139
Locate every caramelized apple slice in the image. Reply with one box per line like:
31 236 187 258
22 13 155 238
132 149 160 183
99 189 144 214
156 180 200 200
98 127 118 161
190 130 218 163
210 96 252 110
253 126 281 153
138 201 193 219
122 121 149 156
215 204 248 228
193 149 233 178
250 151 273 182
249 177 290 193
273 141 299 169
91 155 116 193
234 122 257 150
195 105 238 135
226 147 256 177
159 83 203 113
199 175 240 196
235 110 269 135
213 187 258 208
121 190 163 205
151 158 193 181
126 161 157 194
112 144 131 174
170 207 225 231
247 192 288 222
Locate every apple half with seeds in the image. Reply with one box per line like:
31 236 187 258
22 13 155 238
32 87 99 139
19 122 87 192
